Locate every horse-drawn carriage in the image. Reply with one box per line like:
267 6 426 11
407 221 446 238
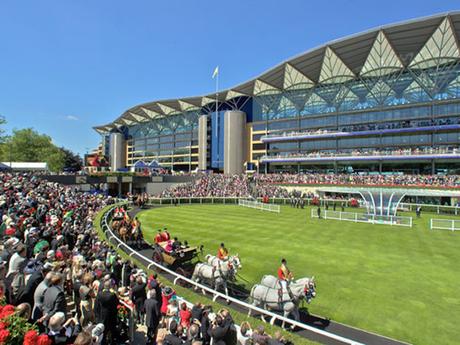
151 241 201 278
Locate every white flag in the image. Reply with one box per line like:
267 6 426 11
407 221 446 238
212 66 219 79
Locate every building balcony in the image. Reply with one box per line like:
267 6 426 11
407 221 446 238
260 147 460 163
260 124 460 143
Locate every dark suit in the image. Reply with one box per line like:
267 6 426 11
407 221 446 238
131 282 147 323
164 333 183 345
96 289 119 340
211 316 235 345
42 285 66 319
16 270 44 306
144 298 160 344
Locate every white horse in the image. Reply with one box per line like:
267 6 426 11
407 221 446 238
205 254 242 269
191 260 237 300
249 283 307 328
260 275 316 303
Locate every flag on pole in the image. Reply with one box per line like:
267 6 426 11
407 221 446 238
212 66 219 79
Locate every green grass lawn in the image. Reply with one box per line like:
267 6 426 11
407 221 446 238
138 205 460 345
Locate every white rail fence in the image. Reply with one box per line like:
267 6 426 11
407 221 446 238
430 218 460 231
311 209 413 227
146 196 460 215
238 199 281 213
101 204 363 345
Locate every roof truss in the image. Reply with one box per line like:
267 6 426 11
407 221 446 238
409 17 460 69
360 31 403 77
319 47 355 84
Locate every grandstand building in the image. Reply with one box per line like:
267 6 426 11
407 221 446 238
95 12 460 174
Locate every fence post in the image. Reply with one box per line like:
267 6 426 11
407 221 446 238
437 206 440 214
452 220 455 232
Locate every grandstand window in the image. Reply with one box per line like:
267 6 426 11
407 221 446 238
252 133 264 141
252 123 266 131
301 115 336 129
175 133 191 140
268 142 299 150
252 143 266 151
338 137 380 148
268 119 298 131
434 132 460 144
300 139 336 150
159 135 174 143
147 144 159 150
160 142 174 149
433 102 460 116
146 138 159 144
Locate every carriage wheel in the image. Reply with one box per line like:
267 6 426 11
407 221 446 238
152 251 164 271
174 267 192 288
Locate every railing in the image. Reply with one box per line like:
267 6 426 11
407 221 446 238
100 204 363 345
430 218 460 231
399 202 460 215
260 124 460 142
146 196 460 216
311 209 413 227
147 196 349 207
260 148 460 162
238 199 281 213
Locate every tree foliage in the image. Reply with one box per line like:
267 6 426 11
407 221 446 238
60 146 83 171
1 128 66 172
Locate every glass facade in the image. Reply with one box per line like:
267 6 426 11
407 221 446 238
125 111 199 171
252 64 460 173
97 15 460 174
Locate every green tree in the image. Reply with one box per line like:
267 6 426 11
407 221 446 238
2 128 65 172
60 147 83 171
0 115 6 142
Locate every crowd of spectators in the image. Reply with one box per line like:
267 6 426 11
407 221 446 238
0 172 133 344
0 172 294 345
157 171 460 199
160 174 250 198
253 172 460 187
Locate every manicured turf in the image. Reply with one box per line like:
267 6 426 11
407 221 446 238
138 205 460 345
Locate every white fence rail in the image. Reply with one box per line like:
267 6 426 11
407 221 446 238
430 218 460 231
238 199 281 213
101 204 363 345
146 196 460 215
311 209 413 227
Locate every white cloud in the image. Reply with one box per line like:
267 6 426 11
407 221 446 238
65 115 79 121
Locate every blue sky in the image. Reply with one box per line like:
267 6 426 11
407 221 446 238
0 0 458 155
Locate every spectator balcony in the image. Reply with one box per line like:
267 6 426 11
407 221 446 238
260 148 460 163
260 124 460 143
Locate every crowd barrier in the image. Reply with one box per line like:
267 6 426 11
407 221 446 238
311 209 413 227
238 199 281 213
100 204 363 345
430 218 460 231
